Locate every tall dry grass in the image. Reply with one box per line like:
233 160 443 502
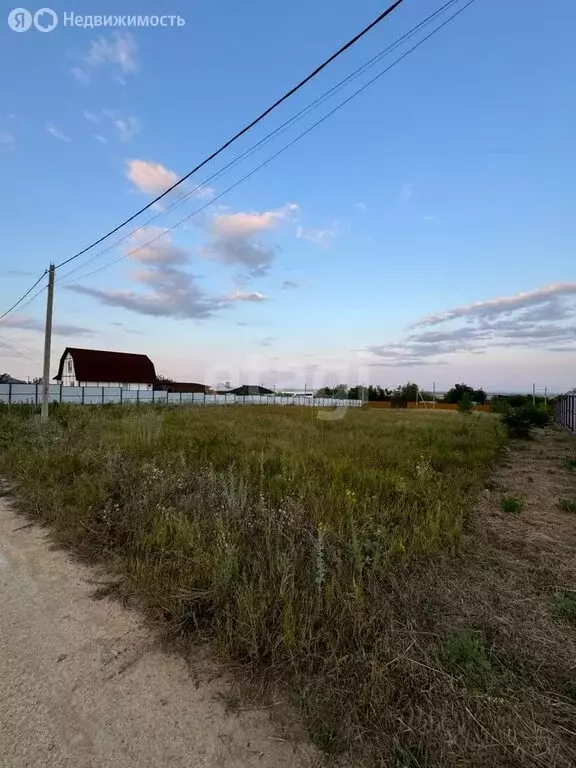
0 404 508 761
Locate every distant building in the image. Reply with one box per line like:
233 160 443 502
0 374 25 384
226 384 274 396
54 347 157 389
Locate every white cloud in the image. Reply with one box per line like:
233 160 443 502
199 203 299 276
296 224 337 249
66 229 268 320
228 290 267 303
113 115 140 141
423 215 437 222
94 134 108 144
0 315 91 336
415 283 576 327
367 283 576 367
84 110 140 141
126 159 178 194
73 33 138 83
0 131 15 150
125 159 213 200
46 123 71 142
281 279 300 290
399 183 413 203
355 201 367 211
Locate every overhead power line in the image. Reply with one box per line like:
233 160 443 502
0 0 474 326
57 0 462 285
62 0 475 288
54 0 407 270
0 271 47 323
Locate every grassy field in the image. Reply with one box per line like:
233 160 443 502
2 404 574 765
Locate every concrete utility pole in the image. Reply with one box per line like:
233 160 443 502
41 264 55 424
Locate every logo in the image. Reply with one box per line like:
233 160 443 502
34 7 58 31
8 7 32 31
7 7 58 31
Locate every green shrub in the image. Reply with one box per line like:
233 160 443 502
558 499 576 514
501 495 523 514
458 394 474 414
501 405 550 438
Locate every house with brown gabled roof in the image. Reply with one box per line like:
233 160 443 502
55 347 157 389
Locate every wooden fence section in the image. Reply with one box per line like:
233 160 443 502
366 401 491 412
554 393 576 433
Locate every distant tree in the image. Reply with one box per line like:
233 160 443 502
389 382 419 408
367 385 393 402
444 383 487 405
32 377 43 384
155 374 175 384
472 388 487 404
347 386 361 400
398 382 420 402
315 386 334 398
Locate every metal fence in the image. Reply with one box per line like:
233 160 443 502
554 393 576 433
0 383 361 409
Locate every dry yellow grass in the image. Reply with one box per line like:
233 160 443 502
1 404 575 766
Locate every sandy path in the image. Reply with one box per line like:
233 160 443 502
0 498 317 768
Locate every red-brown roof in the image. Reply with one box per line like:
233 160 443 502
55 347 157 384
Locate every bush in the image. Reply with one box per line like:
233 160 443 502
501 405 550 439
458 394 474 414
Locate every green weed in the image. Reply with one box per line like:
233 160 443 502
501 495 524 514
440 630 494 689
554 590 576 624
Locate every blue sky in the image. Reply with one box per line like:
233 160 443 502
1 0 575 392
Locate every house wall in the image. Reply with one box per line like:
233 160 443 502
61 353 76 386
75 382 152 390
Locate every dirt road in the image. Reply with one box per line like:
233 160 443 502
0 498 317 768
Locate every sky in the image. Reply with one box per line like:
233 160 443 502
0 0 575 393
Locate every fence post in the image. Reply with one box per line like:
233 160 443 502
60 383 63 403
8 383 12 405
102 387 105 406
136 389 140 406
35 382 38 405
82 386 85 405
120 387 123 405
180 391 182 406
152 388 155 404
166 389 169 405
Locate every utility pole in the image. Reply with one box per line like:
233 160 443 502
41 264 55 424
532 383 536 407
433 381 436 409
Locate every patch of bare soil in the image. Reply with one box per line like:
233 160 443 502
0 497 319 768
423 426 576 767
